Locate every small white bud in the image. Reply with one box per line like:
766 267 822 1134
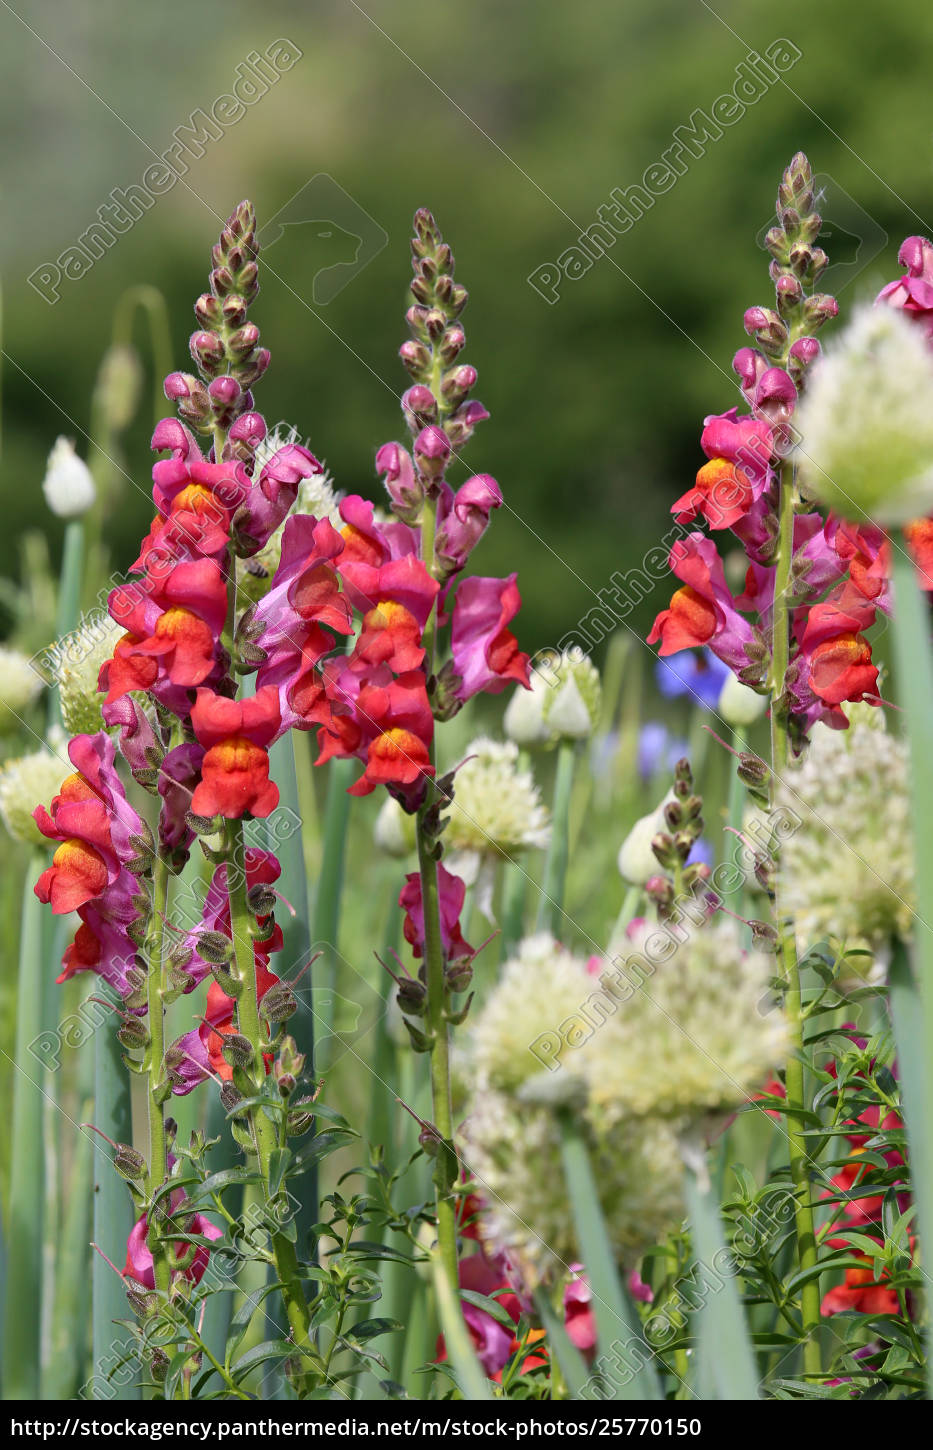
43 438 96 518
617 792 674 886
718 671 768 727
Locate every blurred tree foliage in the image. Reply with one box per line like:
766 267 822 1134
1 0 929 653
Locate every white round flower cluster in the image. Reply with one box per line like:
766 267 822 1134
45 612 123 735
460 924 781 1282
777 705 914 956
795 306 933 525
0 737 67 846
0 645 43 733
445 737 550 858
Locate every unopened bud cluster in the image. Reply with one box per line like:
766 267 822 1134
164 202 269 450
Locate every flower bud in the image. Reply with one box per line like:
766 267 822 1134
373 794 417 856
718 671 768 727
617 792 675 885
220 1033 255 1070
43 438 96 518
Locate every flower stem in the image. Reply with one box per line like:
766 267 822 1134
535 738 576 935
416 490 459 1291
145 849 171 1297
226 819 313 1367
769 458 821 1377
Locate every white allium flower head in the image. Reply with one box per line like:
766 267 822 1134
777 703 913 956
460 931 686 1283
462 1091 683 1286
586 914 786 1120
795 305 933 524
0 742 67 845
469 933 595 1092
0 646 43 732
45 612 123 735
446 737 550 857
43 438 96 518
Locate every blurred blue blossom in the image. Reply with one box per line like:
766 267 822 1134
637 722 689 781
655 649 730 709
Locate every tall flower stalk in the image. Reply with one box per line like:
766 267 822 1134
648 154 853 1376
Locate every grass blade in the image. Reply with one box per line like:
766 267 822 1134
558 1110 660 1400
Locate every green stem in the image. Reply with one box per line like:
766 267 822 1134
769 458 821 1378
535 739 576 935
145 853 172 1298
2 855 47 1399
414 490 459 1293
310 753 355 1072
889 540 933 1399
47 520 85 729
226 820 312 1366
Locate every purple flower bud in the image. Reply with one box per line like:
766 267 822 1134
208 376 241 406
164 372 194 401
194 293 222 329
732 346 764 393
789 337 820 366
229 411 266 446
402 385 438 425
775 274 804 310
441 364 477 401
376 441 423 519
399 339 429 373
414 425 451 461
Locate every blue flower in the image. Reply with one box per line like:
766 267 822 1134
655 649 730 710
637 722 689 781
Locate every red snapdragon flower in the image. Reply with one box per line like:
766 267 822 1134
189 686 281 819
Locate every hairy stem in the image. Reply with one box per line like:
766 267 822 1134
416 490 459 1291
769 458 821 1376
226 819 313 1364
144 850 172 1296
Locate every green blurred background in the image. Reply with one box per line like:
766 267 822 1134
1 0 930 652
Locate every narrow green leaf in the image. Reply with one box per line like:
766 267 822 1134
683 1158 759 1401
558 1111 660 1400
533 1288 591 1399
431 1250 492 1401
2 860 47 1399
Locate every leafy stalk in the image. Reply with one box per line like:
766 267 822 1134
535 739 576 935
2 854 47 1399
769 457 821 1378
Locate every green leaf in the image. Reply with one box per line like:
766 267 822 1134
231 1339 300 1378
557 1112 661 1401
683 1159 759 1401
459 1290 518 1332
345 1317 402 1342
533 1288 591 1399
431 1250 492 1401
268 1148 292 1199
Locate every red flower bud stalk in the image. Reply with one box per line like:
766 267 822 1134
179 205 313 1363
386 211 531 1291
762 155 834 1374
410 211 473 1293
